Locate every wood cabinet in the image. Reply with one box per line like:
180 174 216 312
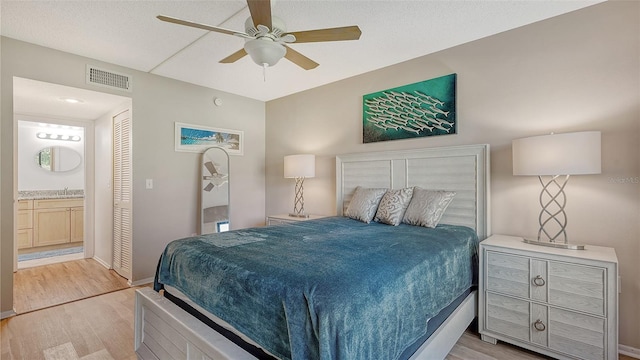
266 214 327 225
17 200 33 249
70 206 84 243
31 198 84 248
479 235 618 360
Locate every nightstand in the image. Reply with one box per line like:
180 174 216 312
266 214 328 226
479 235 618 360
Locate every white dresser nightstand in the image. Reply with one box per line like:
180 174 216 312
266 214 328 226
479 235 618 360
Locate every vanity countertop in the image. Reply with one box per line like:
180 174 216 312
18 190 84 200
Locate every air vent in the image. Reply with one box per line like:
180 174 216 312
86 65 132 92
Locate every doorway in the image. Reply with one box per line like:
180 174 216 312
13 77 132 311
16 119 86 269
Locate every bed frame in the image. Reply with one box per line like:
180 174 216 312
135 144 490 360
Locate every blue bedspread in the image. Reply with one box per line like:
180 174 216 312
155 216 478 360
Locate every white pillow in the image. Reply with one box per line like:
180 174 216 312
374 187 414 226
345 186 387 223
402 187 456 228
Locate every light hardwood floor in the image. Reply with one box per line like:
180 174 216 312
3 285 635 360
2 287 138 360
13 258 130 314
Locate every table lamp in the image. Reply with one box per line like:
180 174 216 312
512 131 601 249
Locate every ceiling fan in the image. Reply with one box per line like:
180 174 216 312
157 0 362 71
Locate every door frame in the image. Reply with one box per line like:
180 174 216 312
13 114 95 270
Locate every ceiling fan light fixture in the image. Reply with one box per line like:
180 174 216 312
158 1 361 71
244 38 286 67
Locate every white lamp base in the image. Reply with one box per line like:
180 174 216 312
523 238 585 250
288 213 310 218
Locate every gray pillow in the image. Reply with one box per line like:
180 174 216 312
345 186 387 223
402 187 456 228
374 187 414 226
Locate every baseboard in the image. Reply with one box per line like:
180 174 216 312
91 256 149 287
620 344 640 359
1 309 17 320
130 277 154 287
92 256 111 270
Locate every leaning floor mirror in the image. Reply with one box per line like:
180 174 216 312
200 147 230 234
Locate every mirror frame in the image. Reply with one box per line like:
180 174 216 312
200 147 230 235
35 146 82 172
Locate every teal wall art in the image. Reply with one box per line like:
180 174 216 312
363 73 456 143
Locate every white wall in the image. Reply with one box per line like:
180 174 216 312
129 70 266 284
265 1 639 349
1 37 266 312
17 120 84 191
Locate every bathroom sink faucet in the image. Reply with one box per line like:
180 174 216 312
63 187 68 195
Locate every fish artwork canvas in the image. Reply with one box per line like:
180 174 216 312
363 73 456 143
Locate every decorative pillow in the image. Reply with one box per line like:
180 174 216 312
402 187 456 228
374 187 414 226
345 186 387 223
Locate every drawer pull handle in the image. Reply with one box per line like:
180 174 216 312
533 320 546 332
532 275 546 287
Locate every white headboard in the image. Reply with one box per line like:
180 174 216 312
336 144 490 240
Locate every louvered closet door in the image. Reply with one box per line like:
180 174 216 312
113 109 132 280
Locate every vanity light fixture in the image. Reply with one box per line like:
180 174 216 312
36 132 82 142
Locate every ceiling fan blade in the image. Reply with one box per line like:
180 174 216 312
287 26 362 43
284 45 319 70
220 48 248 63
247 0 272 29
204 161 217 175
157 15 246 37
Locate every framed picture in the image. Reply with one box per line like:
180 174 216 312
175 122 244 155
363 73 456 143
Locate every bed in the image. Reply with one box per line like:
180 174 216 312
135 144 490 360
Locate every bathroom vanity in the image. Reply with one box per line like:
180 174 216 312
18 192 84 250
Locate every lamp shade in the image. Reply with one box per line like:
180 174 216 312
513 131 601 176
284 154 315 178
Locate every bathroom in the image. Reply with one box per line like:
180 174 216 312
10 77 133 314
16 119 86 267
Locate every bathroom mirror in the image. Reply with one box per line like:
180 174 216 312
200 147 230 234
35 146 82 172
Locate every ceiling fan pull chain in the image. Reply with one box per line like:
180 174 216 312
263 63 268 82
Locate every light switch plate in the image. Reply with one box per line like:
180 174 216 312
146 179 153 189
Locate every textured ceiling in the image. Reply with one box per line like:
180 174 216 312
2 0 603 103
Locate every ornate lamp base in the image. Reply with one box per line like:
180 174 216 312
289 176 309 218
526 175 584 250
